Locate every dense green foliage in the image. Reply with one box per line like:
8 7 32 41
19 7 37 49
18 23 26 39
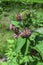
0 0 43 3
0 1 43 65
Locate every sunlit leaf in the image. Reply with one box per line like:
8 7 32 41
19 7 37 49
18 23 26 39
36 62 43 65
35 27 43 34
25 39 30 55
11 21 20 28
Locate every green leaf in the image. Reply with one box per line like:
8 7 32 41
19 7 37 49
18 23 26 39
25 39 30 55
11 21 20 28
35 27 43 35
36 62 43 65
15 37 26 52
1 62 7 65
7 39 14 44
34 43 43 60
20 56 34 64
29 32 37 41
28 56 34 62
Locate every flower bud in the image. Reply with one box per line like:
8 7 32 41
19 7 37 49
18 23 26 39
16 14 22 21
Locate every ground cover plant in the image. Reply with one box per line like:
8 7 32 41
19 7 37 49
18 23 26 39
0 0 43 65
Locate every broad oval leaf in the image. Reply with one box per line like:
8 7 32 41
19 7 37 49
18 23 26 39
15 37 26 52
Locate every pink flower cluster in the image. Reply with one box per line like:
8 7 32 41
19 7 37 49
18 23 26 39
10 24 31 38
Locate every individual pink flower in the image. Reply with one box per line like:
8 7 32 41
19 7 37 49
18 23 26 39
14 33 19 38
